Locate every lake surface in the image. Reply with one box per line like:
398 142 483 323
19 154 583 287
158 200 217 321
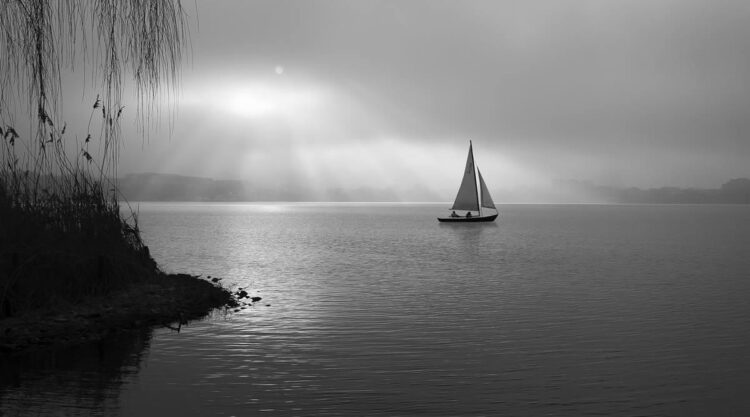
2 203 750 416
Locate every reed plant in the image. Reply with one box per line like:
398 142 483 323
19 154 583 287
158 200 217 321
0 0 187 319
0 99 157 318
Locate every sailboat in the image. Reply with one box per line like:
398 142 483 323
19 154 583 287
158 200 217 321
438 141 498 223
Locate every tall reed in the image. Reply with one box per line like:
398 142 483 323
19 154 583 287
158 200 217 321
0 99 156 318
0 0 187 318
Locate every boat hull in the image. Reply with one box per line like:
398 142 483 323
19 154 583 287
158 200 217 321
437 213 498 223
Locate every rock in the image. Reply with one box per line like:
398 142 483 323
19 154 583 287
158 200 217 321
251 296 262 302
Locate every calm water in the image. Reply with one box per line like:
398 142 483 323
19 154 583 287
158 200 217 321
2 203 750 416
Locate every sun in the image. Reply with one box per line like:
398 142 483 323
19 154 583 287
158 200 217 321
183 78 326 120
225 93 278 118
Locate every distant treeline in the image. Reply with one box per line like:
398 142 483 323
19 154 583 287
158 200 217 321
559 178 750 204
118 173 246 202
117 173 417 202
117 173 750 204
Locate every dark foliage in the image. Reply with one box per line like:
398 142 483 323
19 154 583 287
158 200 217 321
0 171 158 318
0 0 188 319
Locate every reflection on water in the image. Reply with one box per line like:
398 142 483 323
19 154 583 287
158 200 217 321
0 328 153 416
1 204 750 416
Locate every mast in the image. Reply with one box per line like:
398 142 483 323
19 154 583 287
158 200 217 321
471 140 481 217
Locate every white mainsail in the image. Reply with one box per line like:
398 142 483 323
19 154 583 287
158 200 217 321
439 141 499 222
478 169 496 209
450 142 480 211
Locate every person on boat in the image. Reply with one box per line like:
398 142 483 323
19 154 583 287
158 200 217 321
466 212 472 218
450 211 459 217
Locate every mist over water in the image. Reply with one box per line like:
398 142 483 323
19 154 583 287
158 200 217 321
108 1 750 192
2 203 749 416
5 1 750 415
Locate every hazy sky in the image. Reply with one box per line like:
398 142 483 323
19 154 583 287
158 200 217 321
59 0 750 199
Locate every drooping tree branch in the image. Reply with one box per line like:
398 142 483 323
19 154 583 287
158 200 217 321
0 0 188 179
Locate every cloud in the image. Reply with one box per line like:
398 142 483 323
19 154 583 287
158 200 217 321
111 0 750 194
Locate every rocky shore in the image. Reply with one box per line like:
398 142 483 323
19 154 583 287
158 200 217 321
0 273 238 354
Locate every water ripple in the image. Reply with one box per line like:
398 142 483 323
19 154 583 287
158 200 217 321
2 204 750 416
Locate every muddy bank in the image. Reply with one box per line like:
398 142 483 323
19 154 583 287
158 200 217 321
0 273 238 354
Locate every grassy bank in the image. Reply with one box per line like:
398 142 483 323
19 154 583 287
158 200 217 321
0 153 238 354
0 273 238 353
0 171 153 317
0 0 216 353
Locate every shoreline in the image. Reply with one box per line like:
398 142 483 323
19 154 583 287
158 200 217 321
0 273 238 355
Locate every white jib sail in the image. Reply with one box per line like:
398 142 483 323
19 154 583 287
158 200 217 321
478 168 496 209
451 142 480 211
